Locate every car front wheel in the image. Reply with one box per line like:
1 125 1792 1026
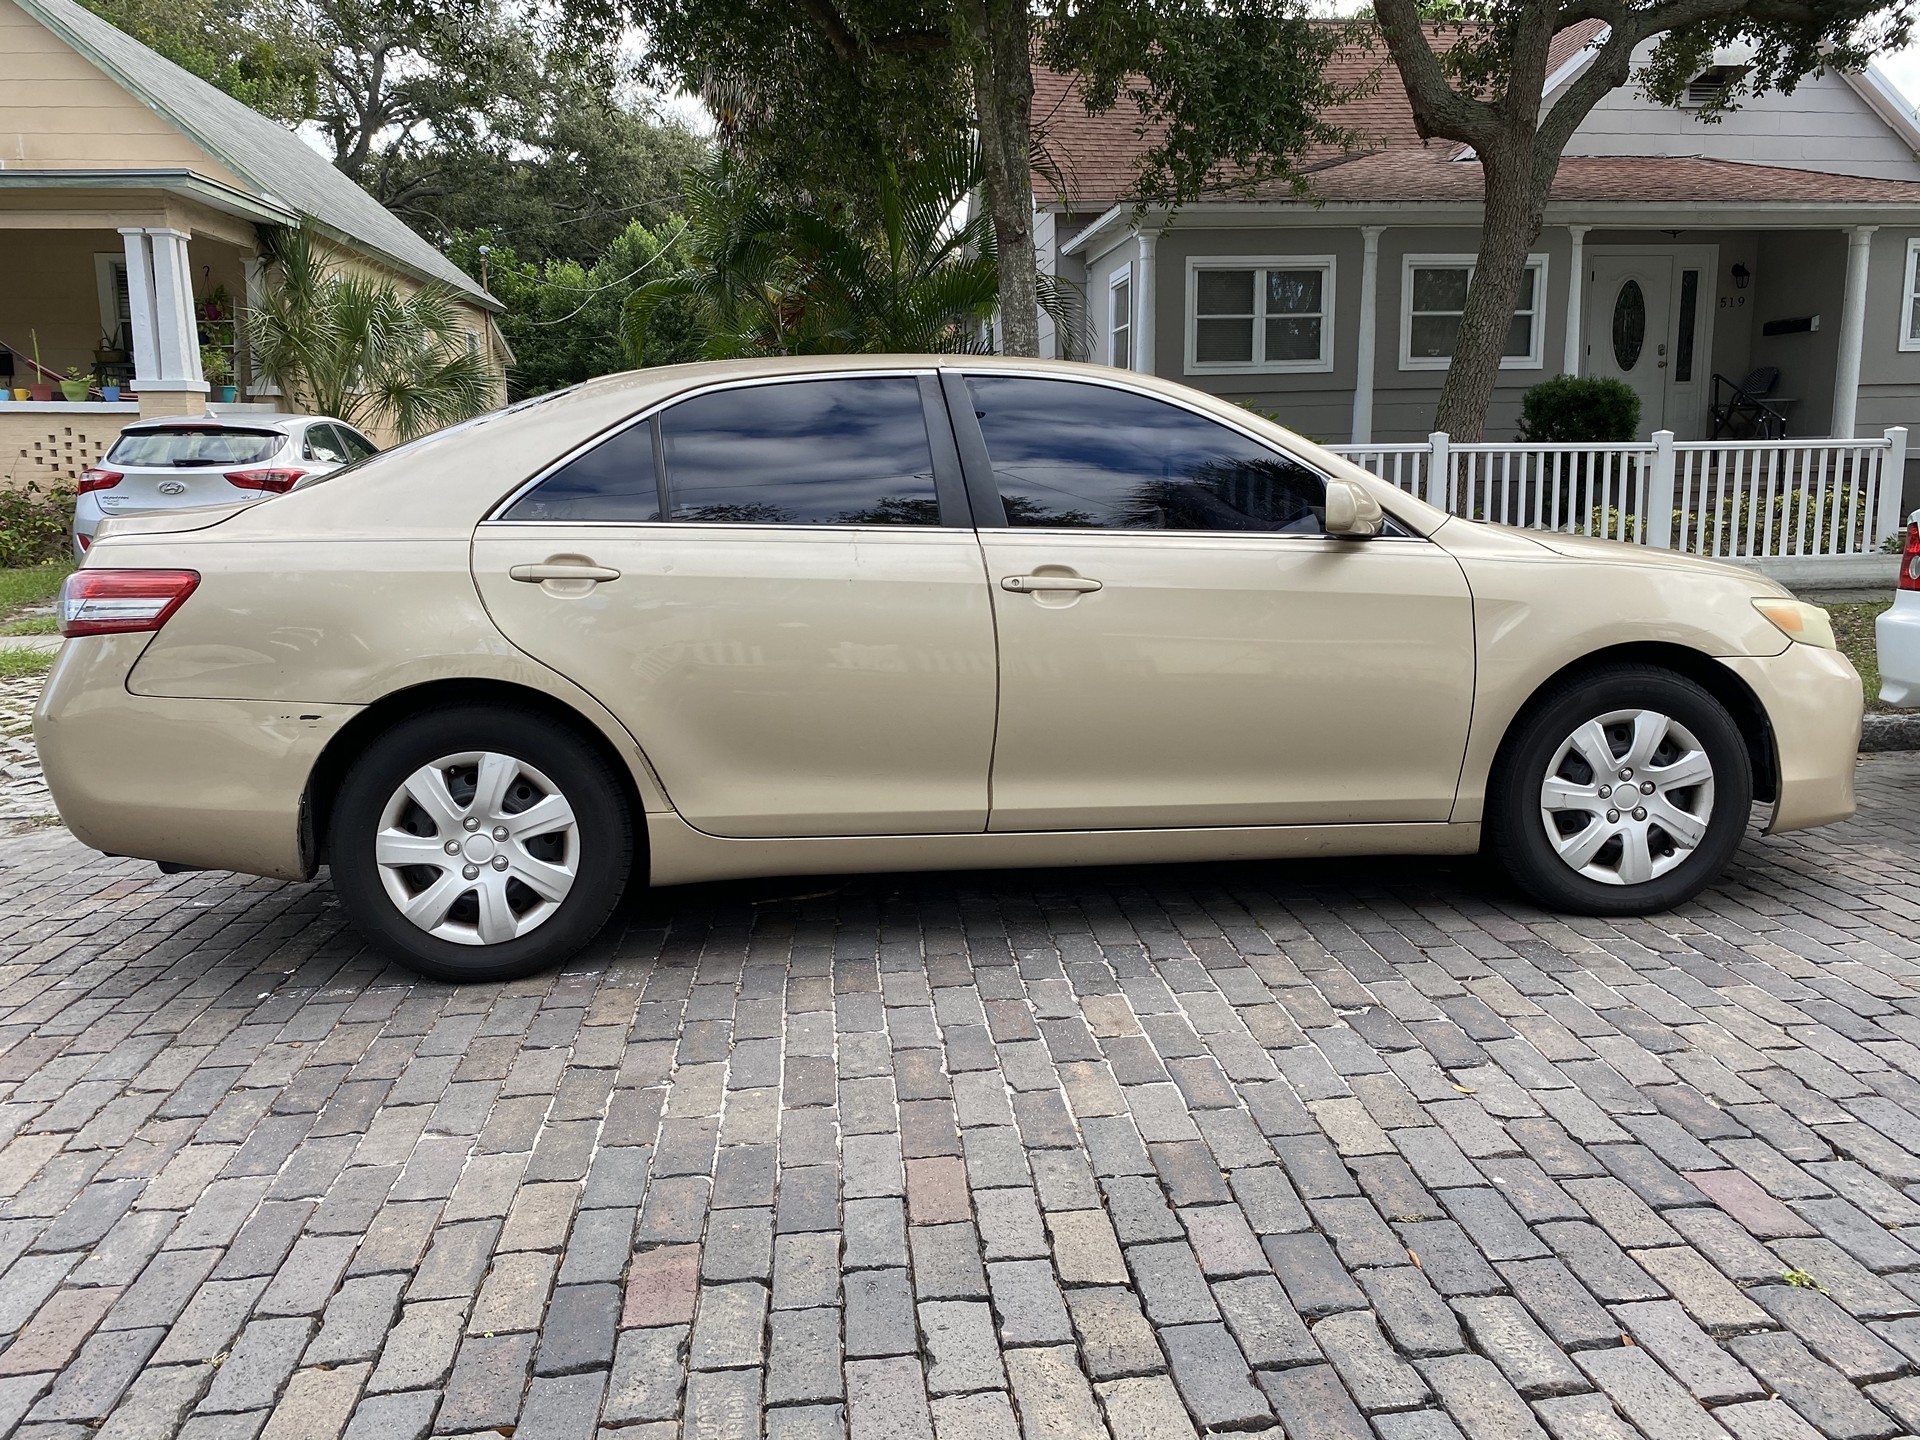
329 706 633 982
1490 664 1753 914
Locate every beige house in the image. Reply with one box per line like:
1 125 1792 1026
0 0 506 489
1039 27 1920 446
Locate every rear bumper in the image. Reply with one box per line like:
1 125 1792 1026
1721 643 1863 834
1877 592 1920 707
34 635 355 880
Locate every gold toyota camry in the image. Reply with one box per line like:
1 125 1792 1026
36 357 1862 981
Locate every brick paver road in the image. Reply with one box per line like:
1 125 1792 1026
7 757 1920 1440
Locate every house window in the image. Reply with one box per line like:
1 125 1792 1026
1186 258 1334 373
1401 254 1547 370
1109 271 1132 369
1902 239 1920 352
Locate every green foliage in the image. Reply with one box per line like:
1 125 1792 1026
82 0 320 122
625 143 1003 359
1518 377 1641 442
0 649 55 682
448 222 701 398
249 226 497 440
0 492 76 570
1782 1268 1826 1291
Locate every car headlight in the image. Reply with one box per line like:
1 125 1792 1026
1753 598 1837 650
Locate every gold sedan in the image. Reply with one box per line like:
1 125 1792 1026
35 358 1862 981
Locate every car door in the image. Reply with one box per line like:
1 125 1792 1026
471 371 999 838
949 371 1476 832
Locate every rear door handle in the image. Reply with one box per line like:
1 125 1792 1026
1001 574 1102 593
510 562 621 583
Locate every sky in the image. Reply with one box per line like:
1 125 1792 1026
1878 41 1920 107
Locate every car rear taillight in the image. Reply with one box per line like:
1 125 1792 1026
76 535 90 552
58 569 200 637
224 467 305 494
78 468 123 494
1902 523 1920 592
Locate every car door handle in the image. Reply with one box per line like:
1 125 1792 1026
510 562 621 584
1001 574 1102 594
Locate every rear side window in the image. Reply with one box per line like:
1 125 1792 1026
661 377 939 525
501 376 943 526
105 427 282 468
964 375 1325 533
302 426 350 464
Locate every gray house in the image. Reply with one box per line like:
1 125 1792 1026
1037 26 1920 443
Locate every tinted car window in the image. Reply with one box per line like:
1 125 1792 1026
661 377 939 525
106 427 282 467
337 426 378 460
501 421 661 522
964 376 1324 533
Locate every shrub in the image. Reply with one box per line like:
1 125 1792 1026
0 482 74 568
1518 376 1640 442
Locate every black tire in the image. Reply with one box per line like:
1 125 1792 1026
1488 663 1752 915
329 705 633 982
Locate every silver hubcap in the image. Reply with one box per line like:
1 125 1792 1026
375 751 578 945
1538 709 1715 886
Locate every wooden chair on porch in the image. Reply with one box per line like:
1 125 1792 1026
1710 367 1790 439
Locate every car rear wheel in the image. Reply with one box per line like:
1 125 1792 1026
1489 664 1752 914
329 706 633 981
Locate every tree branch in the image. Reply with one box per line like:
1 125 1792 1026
1369 1 1499 145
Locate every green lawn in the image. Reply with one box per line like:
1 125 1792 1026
1829 601 1892 713
0 647 55 680
0 562 71 623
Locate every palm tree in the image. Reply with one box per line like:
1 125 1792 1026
624 139 1003 360
249 225 497 440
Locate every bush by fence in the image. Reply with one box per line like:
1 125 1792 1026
0 483 74 568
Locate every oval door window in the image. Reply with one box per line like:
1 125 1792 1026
1612 280 1647 371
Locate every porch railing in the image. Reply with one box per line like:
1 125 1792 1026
1327 427 1910 559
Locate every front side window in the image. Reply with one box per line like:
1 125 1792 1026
1189 260 1334 372
965 375 1325 533
1402 255 1546 369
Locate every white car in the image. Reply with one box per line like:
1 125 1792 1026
1878 510 1920 705
74 414 377 559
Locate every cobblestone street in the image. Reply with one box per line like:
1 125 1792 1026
6 754 1920 1439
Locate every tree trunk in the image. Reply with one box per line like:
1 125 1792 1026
1432 144 1544 441
960 0 1039 357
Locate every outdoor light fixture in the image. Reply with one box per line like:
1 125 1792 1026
1732 263 1751 290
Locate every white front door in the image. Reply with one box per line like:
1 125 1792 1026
1587 254 1674 433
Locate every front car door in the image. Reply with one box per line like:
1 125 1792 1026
950 371 1477 832
473 371 999 838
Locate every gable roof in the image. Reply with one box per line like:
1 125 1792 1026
14 0 497 308
1034 23 1605 209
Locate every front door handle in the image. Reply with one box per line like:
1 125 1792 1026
510 560 621 584
1001 574 1102 594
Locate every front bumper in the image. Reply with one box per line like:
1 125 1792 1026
1720 642 1863 834
34 635 356 880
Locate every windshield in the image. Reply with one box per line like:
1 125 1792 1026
106 428 284 468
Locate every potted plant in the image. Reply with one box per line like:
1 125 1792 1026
59 366 90 403
202 344 236 403
25 330 53 402
93 333 128 367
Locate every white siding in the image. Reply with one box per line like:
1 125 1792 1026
1564 50 1920 181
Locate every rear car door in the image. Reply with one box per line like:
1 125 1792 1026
472 371 1000 838
950 371 1477 831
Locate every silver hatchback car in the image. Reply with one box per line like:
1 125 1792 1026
74 414 377 558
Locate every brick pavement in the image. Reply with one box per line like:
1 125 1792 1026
6 755 1920 1438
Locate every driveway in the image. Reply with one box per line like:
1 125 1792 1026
4 750 1920 1440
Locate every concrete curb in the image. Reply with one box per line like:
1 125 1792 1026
1862 713 1920 751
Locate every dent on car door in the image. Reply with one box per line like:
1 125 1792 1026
949 371 1476 831
470 373 999 839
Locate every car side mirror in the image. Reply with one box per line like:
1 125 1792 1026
1324 477 1384 539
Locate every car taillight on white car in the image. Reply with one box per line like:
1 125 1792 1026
58 570 200 637
77 468 122 494
1901 522 1920 592
224 467 305 494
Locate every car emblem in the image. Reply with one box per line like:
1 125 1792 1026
157 481 187 495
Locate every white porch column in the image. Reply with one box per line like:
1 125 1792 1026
1833 225 1877 438
1133 229 1158 375
117 228 159 383
1564 225 1590 376
1351 226 1384 444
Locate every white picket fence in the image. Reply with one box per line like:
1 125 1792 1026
1328 428 1911 561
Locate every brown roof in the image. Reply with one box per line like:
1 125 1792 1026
1034 22 1606 207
